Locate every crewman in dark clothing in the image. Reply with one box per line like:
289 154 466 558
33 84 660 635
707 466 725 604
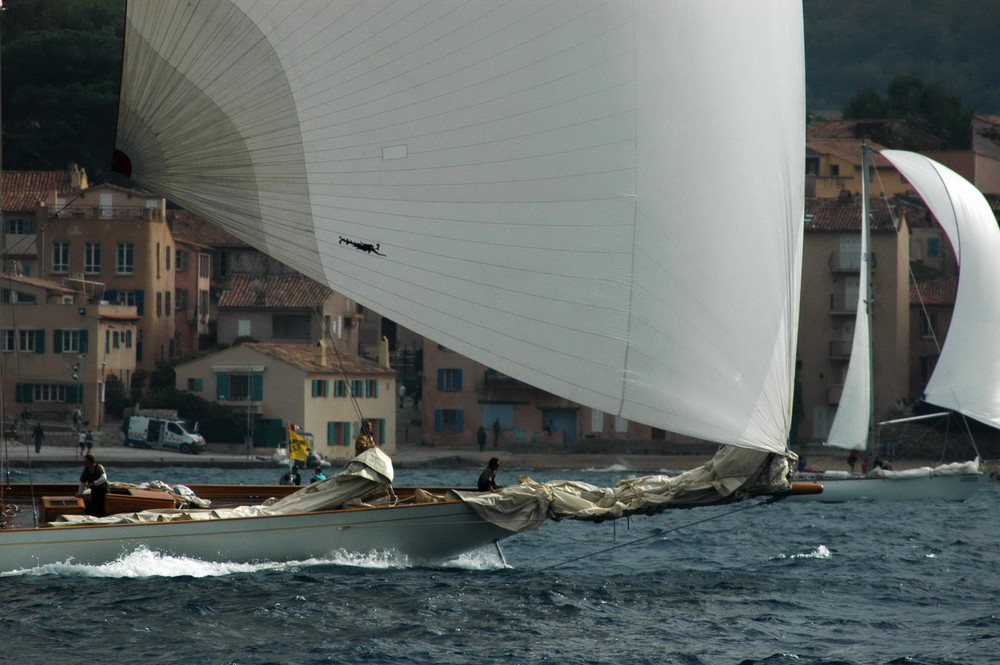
478 457 501 492
77 454 109 517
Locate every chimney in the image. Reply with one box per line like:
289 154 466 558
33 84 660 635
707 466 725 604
318 339 327 367
379 336 390 368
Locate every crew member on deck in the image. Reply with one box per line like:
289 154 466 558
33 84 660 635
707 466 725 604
478 457 502 492
77 454 109 517
355 421 376 455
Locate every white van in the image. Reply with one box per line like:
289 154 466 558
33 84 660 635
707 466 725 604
125 415 207 454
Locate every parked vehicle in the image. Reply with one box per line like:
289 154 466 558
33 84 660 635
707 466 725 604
124 414 206 454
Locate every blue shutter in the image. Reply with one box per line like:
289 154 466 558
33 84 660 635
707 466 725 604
455 369 462 391
54 330 63 353
378 418 386 444
105 330 110 353
79 330 89 354
35 330 45 354
456 410 465 433
437 369 444 390
217 374 229 400
135 290 145 315
434 410 443 432
251 375 263 400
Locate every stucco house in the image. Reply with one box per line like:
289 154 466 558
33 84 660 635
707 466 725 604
174 342 396 460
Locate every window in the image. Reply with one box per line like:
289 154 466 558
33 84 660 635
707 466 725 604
4 218 33 234
437 368 463 391
434 409 464 433
165 291 172 316
52 242 69 273
55 330 87 353
199 253 210 278
364 379 378 397
327 421 352 446
156 292 162 317
590 409 604 433
217 251 229 278
116 242 135 274
311 379 329 397
1 330 14 351
920 312 938 339
333 380 347 397
176 249 190 271
829 163 840 177
927 237 941 258
229 374 250 401
176 288 189 310
33 384 67 402
187 378 203 391
273 314 311 338
19 330 43 353
84 242 101 274
165 245 172 271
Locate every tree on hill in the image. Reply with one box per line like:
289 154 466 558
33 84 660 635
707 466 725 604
842 74 974 149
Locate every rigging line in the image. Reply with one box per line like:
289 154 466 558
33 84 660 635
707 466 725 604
314 306 366 426
534 497 780 572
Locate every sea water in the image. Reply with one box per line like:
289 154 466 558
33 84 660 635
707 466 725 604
2 464 999 665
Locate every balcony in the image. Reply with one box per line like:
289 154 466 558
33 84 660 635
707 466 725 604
829 251 877 273
830 292 860 315
58 205 163 221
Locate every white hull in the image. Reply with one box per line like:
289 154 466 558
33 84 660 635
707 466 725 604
787 473 985 502
0 500 513 573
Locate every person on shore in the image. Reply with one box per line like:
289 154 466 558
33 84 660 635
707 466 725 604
280 465 301 486
478 457 501 492
477 425 487 452
492 418 501 448
85 429 94 454
78 429 88 457
32 422 44 453
77 454 109 517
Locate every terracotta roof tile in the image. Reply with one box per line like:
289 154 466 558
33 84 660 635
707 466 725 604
911 275 957 306
2 171 76 211
804 198 898 232
219 273 332 309
244 343 395 375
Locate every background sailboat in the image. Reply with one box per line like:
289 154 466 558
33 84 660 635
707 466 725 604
793 147 985 502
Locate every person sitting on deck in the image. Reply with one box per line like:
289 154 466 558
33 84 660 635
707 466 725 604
478 457 502 492
280 465 301 486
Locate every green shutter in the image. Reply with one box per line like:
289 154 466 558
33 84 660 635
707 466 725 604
251 375 263 400
15 383 33 403
35 329 45 354
66 384 84 403
79 330 89 353
217 374 229 400
54 330 63 353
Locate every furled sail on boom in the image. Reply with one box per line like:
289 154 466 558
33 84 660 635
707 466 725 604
115 0 804 456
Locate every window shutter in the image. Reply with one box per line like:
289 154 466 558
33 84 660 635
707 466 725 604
15 383 33 403
455 369 463 391
54 330 63 353
34 330 45 354
135 289 145 316
217 374 229 400
434 410 443 432
79 331 89 354
378 418 386 444
437 369 444 390
251 375 263 400
456 410 465 433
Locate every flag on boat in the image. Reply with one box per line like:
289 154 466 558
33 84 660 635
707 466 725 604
288 425 308 462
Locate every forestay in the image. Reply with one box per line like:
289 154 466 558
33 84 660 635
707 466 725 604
880 151 1000 429
116 1 804 453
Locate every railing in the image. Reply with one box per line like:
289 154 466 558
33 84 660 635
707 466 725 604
829 250 877 272
829 340 853 359
58 206 163 221
829 293 858 313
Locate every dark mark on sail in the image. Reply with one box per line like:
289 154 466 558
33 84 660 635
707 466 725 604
339 236 385 256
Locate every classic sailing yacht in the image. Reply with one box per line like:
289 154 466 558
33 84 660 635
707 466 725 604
791 146 985 502
1 0 812 572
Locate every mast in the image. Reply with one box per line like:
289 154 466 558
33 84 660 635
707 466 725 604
860 145 876 454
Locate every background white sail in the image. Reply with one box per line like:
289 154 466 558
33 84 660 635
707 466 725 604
116 0 804 454
824 188 872 450
881 150 1000 428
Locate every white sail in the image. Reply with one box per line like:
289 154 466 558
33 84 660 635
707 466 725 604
115 0 804 454
881 150 1000 429
825 178 873 451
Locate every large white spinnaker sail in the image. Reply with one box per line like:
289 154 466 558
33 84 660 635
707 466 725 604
881 150 1000 429
115 0 804 455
